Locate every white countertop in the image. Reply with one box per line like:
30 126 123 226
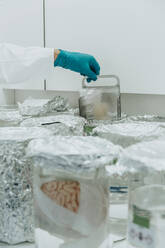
0 236 134 248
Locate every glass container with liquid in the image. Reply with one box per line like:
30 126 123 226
27 136 121 248
79 75 121 121
128 185 165 248
113 139 165 241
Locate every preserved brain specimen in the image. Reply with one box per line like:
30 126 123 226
41 180 80 213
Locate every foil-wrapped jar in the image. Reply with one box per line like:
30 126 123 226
0 127 52 245
128 185 165 248
127 115 165 123
0 109 23 127
27 136 121 248
93 122 165 147
118 140 165 247
18 96 70 117
20 114 86 136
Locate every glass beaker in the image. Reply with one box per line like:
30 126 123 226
128 184 165 248
79 75 121 121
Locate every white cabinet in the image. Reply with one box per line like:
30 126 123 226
45 0 165 94
0 0 44 90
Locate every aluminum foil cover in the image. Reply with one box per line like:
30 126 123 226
27 136 122 177
0 127 52 244
20 115 86 136
117 140 165 173
85 113 127 126
0 110 23 127
127 115 165 123
18 96 69 116
93 122 165 147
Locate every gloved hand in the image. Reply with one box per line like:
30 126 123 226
54 50 100 82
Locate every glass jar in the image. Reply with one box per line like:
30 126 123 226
111 139 165 241
79 75 121 121
27 136 121 248
128 185 165 248
116 140 165 247
34 168 109 248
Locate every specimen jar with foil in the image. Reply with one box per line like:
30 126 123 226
27 136 121 248
93 122 165 148
20 114 86 136
0 107 23 127
118 140 165 247
128 185 165 248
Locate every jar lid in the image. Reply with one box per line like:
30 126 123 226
93 122 165 147
27 136 122 174
20 114 86 128
118 139 165 172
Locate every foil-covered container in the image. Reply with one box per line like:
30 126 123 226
0 110 23 127
113 139 165 203
118 140 165 245
118 139 165 173
18 96 70 117
20 115 86 136
27 136 122 248
93 122 165 147
0 127 52 245
127 114 165 123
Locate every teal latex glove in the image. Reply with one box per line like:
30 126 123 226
54 50 100 82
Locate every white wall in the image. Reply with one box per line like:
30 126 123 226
45 0 165 94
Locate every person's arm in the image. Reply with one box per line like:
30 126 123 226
0 43 100 84
0 43 54 84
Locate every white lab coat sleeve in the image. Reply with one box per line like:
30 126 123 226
0 43 54 84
